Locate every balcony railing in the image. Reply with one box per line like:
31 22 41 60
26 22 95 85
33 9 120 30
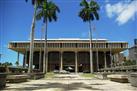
9 42 128 49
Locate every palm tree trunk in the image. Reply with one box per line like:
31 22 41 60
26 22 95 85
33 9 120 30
45 20 48 73
89 20 93 73
28 2 37 73
39 24 44 72
43 20 48 74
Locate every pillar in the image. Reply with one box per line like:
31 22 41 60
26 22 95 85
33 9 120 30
109 47 112 68
96 51 99 71
60 52 63 71
113 54 116 67
23 53 25 68
17 52 19 66
45 52 48 73
116 53 119 62
75 51 78 73
104 52 107 68
39 49 42 71
23 50 27 68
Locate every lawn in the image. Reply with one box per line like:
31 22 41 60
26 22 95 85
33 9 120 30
44 72 55 79
80 73 95 78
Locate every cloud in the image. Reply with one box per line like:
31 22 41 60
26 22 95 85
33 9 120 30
105 0 137 25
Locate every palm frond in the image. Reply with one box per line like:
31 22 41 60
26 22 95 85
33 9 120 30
36 9 43 20
80 0 89 8
25 0 44 6
90 0 100 10
93 11 99 20
79 0 99 22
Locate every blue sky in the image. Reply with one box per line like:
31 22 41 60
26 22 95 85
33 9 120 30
0 0 137 65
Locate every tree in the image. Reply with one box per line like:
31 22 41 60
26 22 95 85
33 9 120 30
15 61 19 66
123 60 136 66
36 0 60 73
0 62 12 66
78 0 99 73
25 0 44 73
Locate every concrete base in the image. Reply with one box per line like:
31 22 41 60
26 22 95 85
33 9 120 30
95 72 112 80
6 74 29 83
108 74 128 83
129 73 137 87
27 73 45 80
0 73 7 89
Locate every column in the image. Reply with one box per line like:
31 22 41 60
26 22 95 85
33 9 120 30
60 52 63 71
116 53 119 61
116 53 119 66
45 52 48 73
23 50 27 68
111 54 114 67
17 52 19 66
113 54 116 67
110 49 113 68
96 51 99 71
104 52 107 68
75 51 78 73
39 49 42 71
23 53 25 68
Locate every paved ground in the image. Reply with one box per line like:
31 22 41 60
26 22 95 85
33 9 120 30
2 74 137 91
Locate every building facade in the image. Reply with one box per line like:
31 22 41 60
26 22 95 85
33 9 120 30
8 38 128 73
129 39 137 62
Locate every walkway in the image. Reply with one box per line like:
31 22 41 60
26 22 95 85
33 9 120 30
2 74 137 91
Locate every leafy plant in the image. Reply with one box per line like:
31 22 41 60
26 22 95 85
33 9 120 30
0 62 12 66
123 60 136 66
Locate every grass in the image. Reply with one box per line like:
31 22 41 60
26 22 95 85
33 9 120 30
44 72 55 79
80 73 95 78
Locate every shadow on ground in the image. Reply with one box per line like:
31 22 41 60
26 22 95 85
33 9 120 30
4 82 104 91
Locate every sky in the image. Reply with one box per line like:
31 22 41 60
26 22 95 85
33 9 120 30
0 0 137 65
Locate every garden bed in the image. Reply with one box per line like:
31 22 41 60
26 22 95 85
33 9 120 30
6 74 29 83
129 73 137 87
28 72 45 80
108 74 128 83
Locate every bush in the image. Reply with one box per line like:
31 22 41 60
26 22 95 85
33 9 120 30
123 60 136 66
0 62 12 66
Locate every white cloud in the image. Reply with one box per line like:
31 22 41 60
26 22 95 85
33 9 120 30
105 0 137 25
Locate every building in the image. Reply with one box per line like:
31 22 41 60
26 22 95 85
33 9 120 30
8 38 128 73
129 39 137 62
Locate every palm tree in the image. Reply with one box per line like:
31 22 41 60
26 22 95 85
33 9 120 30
39 24 44 72
78 0 99 73
25 0 44 73
36 0 60 73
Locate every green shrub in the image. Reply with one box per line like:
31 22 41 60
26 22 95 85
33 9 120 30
123 60 136 66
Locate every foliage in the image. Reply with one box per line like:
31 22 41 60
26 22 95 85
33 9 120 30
79 0 100 22
44 72 55 79
123 60 136 66
0 62 12 66
35 0 60 73
15 61 19 66
25 0 44 7
80 73 95 78
36 0 60 22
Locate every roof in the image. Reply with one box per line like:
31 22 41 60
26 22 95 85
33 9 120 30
35 38 108 41
9 38 127 43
